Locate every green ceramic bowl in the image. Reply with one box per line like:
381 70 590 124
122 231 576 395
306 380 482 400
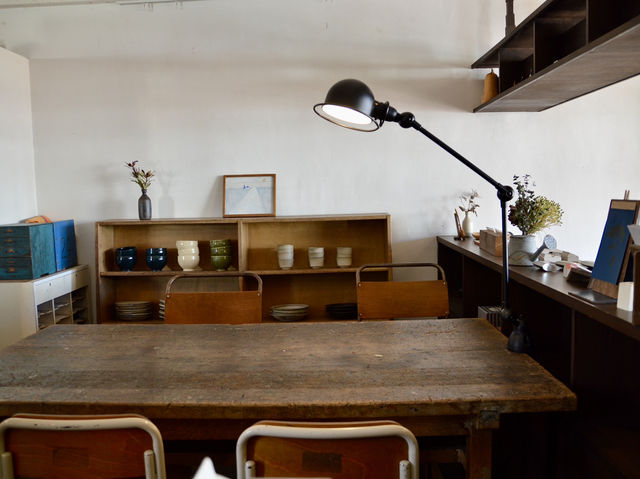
209 239 232 248
210 246 232 255
211 255 232 271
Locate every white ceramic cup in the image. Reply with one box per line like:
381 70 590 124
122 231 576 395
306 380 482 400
176 240 198 249
177 247 199 255
178 254 200 271
308 247 324 269
336 246 352 267
277 244 294 270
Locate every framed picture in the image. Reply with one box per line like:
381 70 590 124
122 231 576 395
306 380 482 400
223 174 276 217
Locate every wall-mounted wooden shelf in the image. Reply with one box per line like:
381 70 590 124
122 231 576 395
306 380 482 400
472 0 640 112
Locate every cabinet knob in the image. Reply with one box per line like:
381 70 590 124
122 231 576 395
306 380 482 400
8 267 15 273
7 248 14 254
6 239 13 244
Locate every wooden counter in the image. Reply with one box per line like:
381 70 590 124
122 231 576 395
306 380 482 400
437 235 640 478
0 319 575 478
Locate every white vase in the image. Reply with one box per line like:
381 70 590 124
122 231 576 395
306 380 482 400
462 213 473 236
508 234 537 266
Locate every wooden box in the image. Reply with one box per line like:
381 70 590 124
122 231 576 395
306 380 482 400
479 229 503 257
0 223 56 280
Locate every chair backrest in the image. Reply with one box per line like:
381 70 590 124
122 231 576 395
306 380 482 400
0 413 166 479
356 263 449 320
164 272 262 324
236 420 418 479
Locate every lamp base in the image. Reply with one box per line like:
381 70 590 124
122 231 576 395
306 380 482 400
507 319 531 353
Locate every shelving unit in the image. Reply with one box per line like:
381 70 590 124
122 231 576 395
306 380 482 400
0 265 90 349
95 215 391 323
472 0 640 112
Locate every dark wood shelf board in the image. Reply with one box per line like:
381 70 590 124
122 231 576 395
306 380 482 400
474 14 640 112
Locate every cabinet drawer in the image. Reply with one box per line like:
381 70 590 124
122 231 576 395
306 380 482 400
0 227 29 238
70 267 89 289
35 275 71 303
0 244 31 257
0 236 29 248
0 258 33 280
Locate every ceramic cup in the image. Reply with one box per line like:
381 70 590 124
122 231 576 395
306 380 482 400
211 255 232 271
176 240 198 249
177 247 199 255
277 244 294 270
308 246 324 269
178 254 200 271
336 246 352 268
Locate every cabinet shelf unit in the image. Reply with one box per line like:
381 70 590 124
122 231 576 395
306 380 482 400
472 0 640 112
0 265 90 349
95 215 391 323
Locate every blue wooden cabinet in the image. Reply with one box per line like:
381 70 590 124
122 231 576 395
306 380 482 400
0 223 57 280
53 220 78 271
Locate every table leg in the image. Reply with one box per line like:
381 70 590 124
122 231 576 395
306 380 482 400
467 428 492 479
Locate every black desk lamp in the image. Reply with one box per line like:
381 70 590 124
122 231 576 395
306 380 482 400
314 79 528 353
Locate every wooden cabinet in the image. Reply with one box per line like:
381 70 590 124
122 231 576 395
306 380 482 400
0 265 90 349
0 223 56 280
437 236 640 479
95 215 391 323
472 0 640 112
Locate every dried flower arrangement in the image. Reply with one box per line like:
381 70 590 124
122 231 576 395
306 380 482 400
508 174 563 235
125 161 155 191
459 189 480 216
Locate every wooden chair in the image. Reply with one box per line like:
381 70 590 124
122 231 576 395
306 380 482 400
356 263 449 320
164 271 262 324
235 420 418 479
0 413 166 479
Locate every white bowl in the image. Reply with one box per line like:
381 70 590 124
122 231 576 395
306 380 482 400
176 240 198 249
178 254 200 271
308 247 324 254
337 257 352 267
178 247 199 255
277 244 294 252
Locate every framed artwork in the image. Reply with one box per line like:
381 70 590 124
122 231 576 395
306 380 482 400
588 199 640 297
223 174 276 217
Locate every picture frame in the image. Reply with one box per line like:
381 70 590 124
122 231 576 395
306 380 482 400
223 174 276 218
588 199 640 298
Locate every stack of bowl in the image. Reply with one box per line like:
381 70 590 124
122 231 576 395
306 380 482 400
336 246 352 268
146 247 168 272
210 239 232 271
176 240 200 271
308 246 324 269
115 246 137 271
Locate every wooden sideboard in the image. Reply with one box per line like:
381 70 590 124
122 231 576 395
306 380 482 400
437 235 640 479
96 214 391 323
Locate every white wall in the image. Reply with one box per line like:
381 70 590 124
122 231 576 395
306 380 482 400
0 0 639 281
0 47 36 224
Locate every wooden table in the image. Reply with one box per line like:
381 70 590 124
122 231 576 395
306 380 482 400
0 319 575 478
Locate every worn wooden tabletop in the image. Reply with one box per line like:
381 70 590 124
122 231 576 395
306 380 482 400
0 319 575 424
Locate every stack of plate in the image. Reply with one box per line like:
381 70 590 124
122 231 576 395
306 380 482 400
325 302 358 320
270 304 309 322
158 299 165 321
115 301 153 321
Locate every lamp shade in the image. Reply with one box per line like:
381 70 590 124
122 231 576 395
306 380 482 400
313 79 381 131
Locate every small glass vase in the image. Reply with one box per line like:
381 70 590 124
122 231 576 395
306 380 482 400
138 189 152 220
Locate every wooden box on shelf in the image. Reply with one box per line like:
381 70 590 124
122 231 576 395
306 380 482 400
479 229 503 257
95 215 391 323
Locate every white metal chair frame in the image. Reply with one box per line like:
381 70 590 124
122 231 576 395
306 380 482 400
0 414 166 479
236 421 419 479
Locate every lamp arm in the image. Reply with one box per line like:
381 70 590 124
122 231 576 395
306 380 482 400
380 106 514 321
